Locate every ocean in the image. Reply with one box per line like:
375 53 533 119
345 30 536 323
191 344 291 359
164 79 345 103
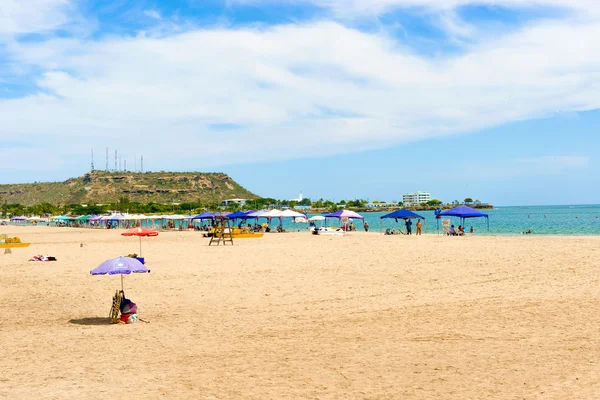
298 205 600 236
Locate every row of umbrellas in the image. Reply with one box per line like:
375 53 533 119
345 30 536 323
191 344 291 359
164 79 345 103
191 209 307 220
71 214 192 221
12 206 488 225
192 209 367 221
11 214 201 221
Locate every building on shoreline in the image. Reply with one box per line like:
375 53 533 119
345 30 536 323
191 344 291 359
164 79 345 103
222 198 248 206
403 191 431 206
366 202 397 208
290 192 303 202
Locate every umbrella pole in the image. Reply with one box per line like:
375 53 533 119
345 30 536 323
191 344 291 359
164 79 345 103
121 274 124 292
139 236 142 257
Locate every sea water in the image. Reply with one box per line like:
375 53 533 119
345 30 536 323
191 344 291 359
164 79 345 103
296 205 600 236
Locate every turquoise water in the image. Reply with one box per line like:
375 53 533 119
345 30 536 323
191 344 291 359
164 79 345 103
298 205 600 235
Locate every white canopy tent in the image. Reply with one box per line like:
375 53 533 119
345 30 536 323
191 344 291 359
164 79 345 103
123 214 149 220
164 215 187 220
280 210 306 218
261 209 284 218
246 210 267 218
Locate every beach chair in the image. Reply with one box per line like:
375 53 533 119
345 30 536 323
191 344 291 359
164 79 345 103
441 219 451 236
110 290 124 324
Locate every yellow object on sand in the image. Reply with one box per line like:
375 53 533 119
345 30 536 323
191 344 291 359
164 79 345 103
0 235 31 248
203 228 263 239
110 290 124 324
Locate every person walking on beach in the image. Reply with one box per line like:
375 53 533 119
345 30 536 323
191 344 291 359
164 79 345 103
416 219 422 235
405 219 412 235
364 221 369 232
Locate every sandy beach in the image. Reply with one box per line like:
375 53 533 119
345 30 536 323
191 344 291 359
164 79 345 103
1 226 600 399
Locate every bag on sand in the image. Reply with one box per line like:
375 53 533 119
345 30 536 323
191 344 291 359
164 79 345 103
120 296 138 315
120 313 138 324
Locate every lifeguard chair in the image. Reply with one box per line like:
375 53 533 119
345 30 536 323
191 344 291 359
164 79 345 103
209 216 234 246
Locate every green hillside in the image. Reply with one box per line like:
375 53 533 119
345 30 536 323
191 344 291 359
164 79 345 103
0 171 258 206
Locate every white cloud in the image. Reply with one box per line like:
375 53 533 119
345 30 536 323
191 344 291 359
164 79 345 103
0 1 599 177
143 10 162 20
0 0 72 35
235 0 599 17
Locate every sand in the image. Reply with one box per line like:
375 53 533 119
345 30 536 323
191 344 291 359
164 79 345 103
1 225 600 399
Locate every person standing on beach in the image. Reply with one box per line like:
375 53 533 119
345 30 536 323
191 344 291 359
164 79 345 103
416 219 422 235
406 219 412 235
364 221 369 232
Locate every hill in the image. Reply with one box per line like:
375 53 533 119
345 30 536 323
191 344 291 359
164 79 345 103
0 171 258 206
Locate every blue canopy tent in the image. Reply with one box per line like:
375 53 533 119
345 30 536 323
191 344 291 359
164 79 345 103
191 211 232 230
437 206 489 232
380 209 425 234
191 212 215 230
227 211 245 219
191 212 214 220
227 210 255 220
241 210 255 218
227 210 255 227
381 209 425 220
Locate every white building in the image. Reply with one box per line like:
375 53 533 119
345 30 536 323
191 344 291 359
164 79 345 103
222 198 248 206
290 191 303 202
403 191 431 206
366 202 396 208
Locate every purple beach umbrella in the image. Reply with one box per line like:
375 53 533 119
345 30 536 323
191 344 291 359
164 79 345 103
90 256 150 291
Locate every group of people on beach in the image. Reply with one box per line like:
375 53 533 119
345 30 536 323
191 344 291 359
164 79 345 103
448 225 473 236
384 218 423 235
403 218 423 235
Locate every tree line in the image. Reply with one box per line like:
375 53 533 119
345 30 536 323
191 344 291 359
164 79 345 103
0 196 311 217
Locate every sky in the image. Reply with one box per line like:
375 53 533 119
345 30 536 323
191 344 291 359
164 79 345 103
1 0 599 206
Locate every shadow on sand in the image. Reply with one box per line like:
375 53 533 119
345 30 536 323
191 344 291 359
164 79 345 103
69 317 112 326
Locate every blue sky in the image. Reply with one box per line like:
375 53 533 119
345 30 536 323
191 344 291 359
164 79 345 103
1 0 599 205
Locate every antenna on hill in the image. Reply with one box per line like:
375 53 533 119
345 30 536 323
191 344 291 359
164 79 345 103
105 147 109 171
91 149 95 171
114 150 117 172
141 155 144 173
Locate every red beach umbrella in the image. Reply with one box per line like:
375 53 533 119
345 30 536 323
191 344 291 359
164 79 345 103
121 227 158 257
